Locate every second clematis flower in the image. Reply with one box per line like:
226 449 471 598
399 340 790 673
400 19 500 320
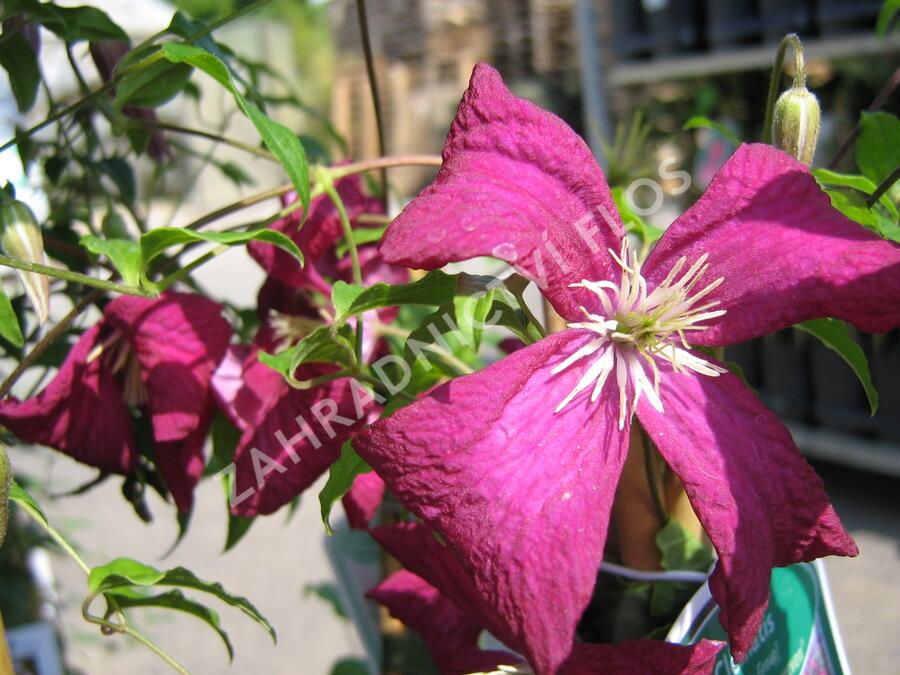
354 64 900 673
0 293 231 512
213 174 402 517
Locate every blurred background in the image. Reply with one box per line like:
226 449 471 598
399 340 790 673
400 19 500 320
1 0 898 673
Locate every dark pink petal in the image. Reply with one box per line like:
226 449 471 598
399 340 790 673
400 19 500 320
379 63 624 321
643 144 900 345
371 522 512 646
355 332 631 672
155 414 209 513
230 358 367 516
560 639 724 674
248 175 383 293
106 293 231 511
341 471 385 529
636 361 857 661
0 324 136 474
368 570 516 675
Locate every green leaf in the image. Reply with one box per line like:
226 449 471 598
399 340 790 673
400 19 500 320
0 284 24 349
258 325 357 387
651 519 713 618
88 557 276 642
109 588 235 660
452 287 496 352
856 112 900 186
140 226 303 267
319 441 370 535
23 3 128 42
656 520 713 573
612 187 664 246
877 0 900 35
114 57 194 110
683 115 740 147
304 582 347 619
80 235 143 288
795 318 878 415
330 658 370 675
9 480 47 526
0 31 40 113
813 169 899 218
96 157 136 204
218 161 255 187
332 271 460 325
160 43 310 211
1 446 11 548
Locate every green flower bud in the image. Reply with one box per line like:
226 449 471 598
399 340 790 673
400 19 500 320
772 85 821 165
0 198 50 324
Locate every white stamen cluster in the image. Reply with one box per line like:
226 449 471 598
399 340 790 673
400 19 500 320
269 310 326 349
553 240 727 428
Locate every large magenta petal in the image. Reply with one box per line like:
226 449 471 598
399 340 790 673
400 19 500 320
229 357 366 516
368 570 516 675
105 293 231 510
355 332 631 672
379 63 624 321
0 323 136 474
560 639 723 674
643 144 900 345
636 361 857 661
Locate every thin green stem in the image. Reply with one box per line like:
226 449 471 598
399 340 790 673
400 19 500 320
320 169 364 361
16 492 90 575
640 428 667 525
156 246 226 291
130 119 278 161
0 255 151 297
763 33 805 144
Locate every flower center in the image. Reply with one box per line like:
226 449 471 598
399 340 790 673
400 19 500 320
553 239 727 428
269 310 326 349
87 330 149 408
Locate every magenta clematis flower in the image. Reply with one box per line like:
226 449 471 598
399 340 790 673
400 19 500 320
247 173 387 297
0 293 231 511
368 522 723 675
354 64 900 672
213 179 404 517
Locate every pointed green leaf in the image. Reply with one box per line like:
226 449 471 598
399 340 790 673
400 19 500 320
856 112 900 186
89 557 276 641
114 58 194 110
0 31 41 113
683 115 740 147
331 271 460 325
796 318 879 414
319 441 370 535
80 235 143 288
140 227 302 267
160 42 310 211
877 0 900 36
109 588 235 660
9 480 47 526
0 284 24 348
